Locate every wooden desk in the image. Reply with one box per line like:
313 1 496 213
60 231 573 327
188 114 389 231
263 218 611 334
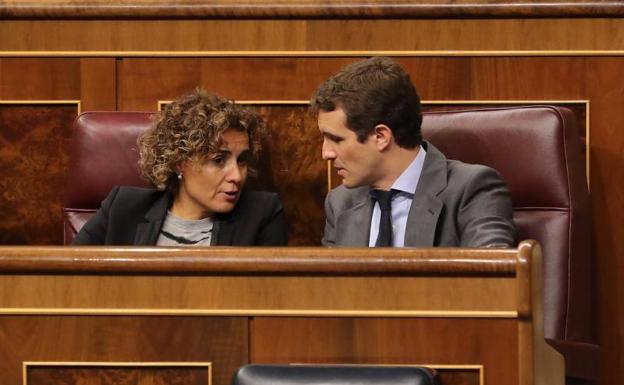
0 241 562 385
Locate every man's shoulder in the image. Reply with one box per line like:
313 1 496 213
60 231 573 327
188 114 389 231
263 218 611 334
326 184 369 209
445 159 504 184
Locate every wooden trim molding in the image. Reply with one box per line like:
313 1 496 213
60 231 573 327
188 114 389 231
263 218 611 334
1 1 624 19
4 50 624 57
0 308 519 318
0 246 518 275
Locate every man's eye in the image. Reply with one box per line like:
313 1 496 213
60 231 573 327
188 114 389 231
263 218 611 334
326 134 342 143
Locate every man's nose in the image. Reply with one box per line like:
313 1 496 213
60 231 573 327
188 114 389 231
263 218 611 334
321 139 336 161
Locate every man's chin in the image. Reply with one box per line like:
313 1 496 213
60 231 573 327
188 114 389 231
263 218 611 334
340 179 362 189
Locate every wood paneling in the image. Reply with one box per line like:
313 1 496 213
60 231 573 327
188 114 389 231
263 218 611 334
0 244 561 385
0 8 622 384
251 317 515 385
2 1 623 19
0 316 245 385
3 19 624 52
27 366 209 385
0 104 76 244
245 105 325 245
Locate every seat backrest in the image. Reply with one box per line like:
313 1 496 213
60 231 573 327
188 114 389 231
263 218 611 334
63 111 154 244
232 365 437 385
421 105 592 344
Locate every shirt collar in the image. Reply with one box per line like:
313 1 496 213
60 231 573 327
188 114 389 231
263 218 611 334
391 145 427 196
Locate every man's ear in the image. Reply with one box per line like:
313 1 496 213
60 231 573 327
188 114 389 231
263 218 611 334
373 124 393 151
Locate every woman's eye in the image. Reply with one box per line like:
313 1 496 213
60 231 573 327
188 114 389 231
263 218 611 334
212 157 226 165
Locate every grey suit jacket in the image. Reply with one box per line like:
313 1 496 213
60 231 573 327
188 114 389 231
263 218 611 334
322 142 515 247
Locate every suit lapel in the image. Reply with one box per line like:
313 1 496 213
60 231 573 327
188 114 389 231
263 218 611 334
404 142 448 247
336 189 372 246
214 219 235 245
134 192 171 245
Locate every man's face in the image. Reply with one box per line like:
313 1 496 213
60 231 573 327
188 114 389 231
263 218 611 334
318 107 381 188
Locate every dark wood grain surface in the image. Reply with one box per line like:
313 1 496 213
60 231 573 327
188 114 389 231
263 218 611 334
251 317 517 385
0 104 77 244
0 316 246 385
1 0 624 19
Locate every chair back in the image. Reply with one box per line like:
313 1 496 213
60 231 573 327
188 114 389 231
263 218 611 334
422 105 595 381
232 365 437 385
63 111 154 244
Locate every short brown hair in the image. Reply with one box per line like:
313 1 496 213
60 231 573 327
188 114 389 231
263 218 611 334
138 88 265 193
311 57 422 149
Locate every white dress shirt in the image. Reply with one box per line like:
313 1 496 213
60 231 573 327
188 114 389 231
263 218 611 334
368 147 427 247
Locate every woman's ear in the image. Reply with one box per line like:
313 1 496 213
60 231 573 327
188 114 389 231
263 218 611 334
373 124 393 151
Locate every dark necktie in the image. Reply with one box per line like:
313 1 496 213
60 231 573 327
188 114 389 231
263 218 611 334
370 189 397 247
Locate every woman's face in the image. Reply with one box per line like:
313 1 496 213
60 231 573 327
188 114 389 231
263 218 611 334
173 129 251 220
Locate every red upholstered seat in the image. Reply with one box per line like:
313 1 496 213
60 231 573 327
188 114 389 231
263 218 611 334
422 105 597 383
63 111 154 245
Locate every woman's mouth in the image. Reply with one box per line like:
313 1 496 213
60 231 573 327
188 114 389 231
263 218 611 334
222 191 239 202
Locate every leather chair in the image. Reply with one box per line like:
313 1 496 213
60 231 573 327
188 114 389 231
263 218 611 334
232 365 437 385
421 105 598 383
64 111 154 244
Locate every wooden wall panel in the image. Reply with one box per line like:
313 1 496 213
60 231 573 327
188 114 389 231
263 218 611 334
251 317 516 385
0 104 76 244
0 10 623 384
3 19 624 52
27 366 209 385
248 105 325 245
0 316 246 385
0 58 116 244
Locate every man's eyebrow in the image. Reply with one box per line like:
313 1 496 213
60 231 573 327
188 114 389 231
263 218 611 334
322 132 343 141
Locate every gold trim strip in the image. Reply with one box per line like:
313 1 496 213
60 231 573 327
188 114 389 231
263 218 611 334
24 361 211 367
0 308 518 318
165 99 589 106
4 50 624 57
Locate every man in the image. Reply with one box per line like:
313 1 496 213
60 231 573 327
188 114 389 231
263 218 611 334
311 57 515 247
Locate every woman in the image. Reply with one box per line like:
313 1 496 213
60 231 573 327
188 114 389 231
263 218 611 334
73 89 287 246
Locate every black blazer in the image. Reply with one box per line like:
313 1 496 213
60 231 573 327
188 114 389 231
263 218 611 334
72 186 288 246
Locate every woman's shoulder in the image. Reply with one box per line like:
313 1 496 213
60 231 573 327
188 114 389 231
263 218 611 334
113 186 164 199
105 186 168 212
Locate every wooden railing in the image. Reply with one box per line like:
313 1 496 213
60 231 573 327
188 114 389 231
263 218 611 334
0 240 563 385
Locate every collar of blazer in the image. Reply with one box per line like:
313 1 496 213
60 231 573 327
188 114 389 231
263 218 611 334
335 141 449 247
133 190 244 246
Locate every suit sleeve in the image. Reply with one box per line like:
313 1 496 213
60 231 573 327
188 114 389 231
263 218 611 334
321 193 336 246
255 194 288 246
457 166 516 248
71 186 120 245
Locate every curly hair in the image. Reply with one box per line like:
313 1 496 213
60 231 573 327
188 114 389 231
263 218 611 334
138 89 265 193
311 57 422 149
